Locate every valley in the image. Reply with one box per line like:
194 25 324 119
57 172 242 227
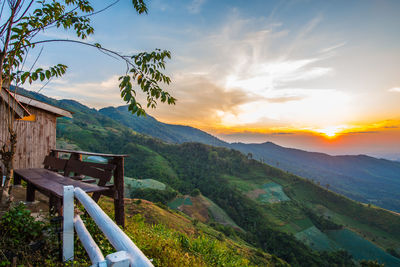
13 88 400 266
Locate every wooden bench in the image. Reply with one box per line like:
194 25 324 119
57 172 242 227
13 149 128 227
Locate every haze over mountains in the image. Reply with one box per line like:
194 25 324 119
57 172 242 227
11 88 400 265
10 86 400 213
98 105 400 213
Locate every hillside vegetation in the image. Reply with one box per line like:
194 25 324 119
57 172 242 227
96 104 400 213
0 199 285 266
13 87 400 212
13 88 400 266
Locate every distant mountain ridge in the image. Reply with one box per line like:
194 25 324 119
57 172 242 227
99 105 227 146
99 105 400 213
10 87 400 265
12 87 400 212
230 141 400 212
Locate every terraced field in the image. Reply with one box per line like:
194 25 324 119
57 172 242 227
326 229 400 267
258 182 290 203
167 195 241 229
168 196 193 210
295 226 339 251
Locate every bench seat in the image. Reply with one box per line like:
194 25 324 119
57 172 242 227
14 168 109 198
13 149 127 227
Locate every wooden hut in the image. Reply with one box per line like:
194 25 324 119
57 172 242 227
0 87 72 169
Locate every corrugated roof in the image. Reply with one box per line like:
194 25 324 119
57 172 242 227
0 87 31 119
14 93 73 118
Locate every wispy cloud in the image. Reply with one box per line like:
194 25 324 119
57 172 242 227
319 42 346 54
155 11 349 131
27 75 124 108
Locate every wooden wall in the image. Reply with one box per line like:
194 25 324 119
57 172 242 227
14 106 57 169
0 100 57 169
0 100 12 172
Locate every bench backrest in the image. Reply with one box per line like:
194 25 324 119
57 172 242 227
43 154 116 186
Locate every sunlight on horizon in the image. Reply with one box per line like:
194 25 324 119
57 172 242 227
314 126 347 139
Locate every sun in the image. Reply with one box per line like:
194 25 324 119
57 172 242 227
315 126 346 139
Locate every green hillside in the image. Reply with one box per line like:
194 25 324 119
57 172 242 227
230 142 400 213
12 87 400 213
97 100 400 214
13 88 400 266
99 105 226 146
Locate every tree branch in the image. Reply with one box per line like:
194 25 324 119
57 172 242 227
28 38 136 66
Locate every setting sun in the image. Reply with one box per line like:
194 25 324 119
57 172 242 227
315 126 346 139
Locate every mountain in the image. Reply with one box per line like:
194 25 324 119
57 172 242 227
11 88 400 212
229 142 400 213
56 113 400 266
99 105 227 146
12 88 400 266
98 104 400 213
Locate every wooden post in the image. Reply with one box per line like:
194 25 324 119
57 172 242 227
113 156 125 228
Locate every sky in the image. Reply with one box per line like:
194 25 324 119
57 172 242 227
22 0 400 159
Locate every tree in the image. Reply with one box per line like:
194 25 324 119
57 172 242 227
190 188 200 197
0 0 175 205
359 259 385 267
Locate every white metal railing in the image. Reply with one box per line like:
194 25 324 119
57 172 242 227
63 186 154 267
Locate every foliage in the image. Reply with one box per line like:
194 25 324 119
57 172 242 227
1 0 174 116
14 88 400 266
190 188 201 197
74 199 285 267
387 248 400 259
0 203 60 265
0 202 44 248
303 207 342 231
359 259 385 267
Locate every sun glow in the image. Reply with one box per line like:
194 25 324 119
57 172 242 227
315 126 347 139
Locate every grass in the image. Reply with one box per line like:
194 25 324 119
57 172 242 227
98 198 287 267
201 196 241 229
222 174 258 192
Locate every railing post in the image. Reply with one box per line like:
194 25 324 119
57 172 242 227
63 185 74 262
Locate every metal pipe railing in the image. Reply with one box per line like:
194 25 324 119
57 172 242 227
63 185 153 267
74 215 105 264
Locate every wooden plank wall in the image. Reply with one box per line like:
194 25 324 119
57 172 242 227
12 106 57 169
13 106 57 169
0 101 12 170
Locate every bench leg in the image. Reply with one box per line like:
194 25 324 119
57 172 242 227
50 195 63 215
92 192 101 203
13 173 21 186
26 183 36 202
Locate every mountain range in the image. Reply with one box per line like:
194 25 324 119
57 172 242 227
11 87 400 266
98 105 400 213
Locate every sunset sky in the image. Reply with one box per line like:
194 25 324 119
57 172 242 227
24 0 400 159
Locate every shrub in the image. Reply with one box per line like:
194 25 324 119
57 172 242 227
0 203 59 265
190 188 201 197
0 203 44 248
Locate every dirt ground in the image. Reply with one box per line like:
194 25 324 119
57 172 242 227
0 185 50 217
